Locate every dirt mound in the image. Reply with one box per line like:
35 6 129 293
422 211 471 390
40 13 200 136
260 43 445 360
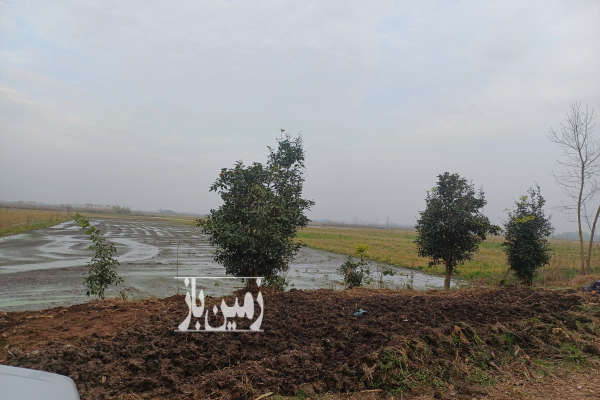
1 288 597 399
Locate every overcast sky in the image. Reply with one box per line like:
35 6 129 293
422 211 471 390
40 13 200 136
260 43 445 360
1 1 599 231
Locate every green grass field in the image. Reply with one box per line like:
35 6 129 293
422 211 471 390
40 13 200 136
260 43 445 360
297 225 600 285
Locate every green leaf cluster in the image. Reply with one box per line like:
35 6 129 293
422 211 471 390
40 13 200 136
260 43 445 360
74 214 123 299
415 172 499 288
199 133 314 283
502 185 553 285
338 245 371 288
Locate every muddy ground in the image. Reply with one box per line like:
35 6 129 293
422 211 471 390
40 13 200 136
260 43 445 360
1 288 599 399
0 219 450 311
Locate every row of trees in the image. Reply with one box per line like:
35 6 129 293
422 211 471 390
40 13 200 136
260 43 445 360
414 102 597 289
67 101 594 302
417 103 600 288
201 103 596 291
415 173 552 289
201 134 555 290
77 103 595 297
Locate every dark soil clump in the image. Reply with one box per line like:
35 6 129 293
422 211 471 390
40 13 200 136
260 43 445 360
1 288 597 399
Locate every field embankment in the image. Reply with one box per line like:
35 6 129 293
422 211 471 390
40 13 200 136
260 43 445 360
0 207 73 237
1 288 599 399
297 226 600 285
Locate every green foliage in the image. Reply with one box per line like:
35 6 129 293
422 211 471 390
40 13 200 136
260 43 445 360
338 245 371 288
118 289 129 301
74 213 123 299
263 274 289 290
415 172 499 289
560 343 586 364
503 185 553 286
199 133 314 282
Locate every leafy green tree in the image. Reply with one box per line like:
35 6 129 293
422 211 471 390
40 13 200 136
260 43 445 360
503 186 553 286
74 214 123 299
338 245 371 288
199 133 314 286
415 172 499 289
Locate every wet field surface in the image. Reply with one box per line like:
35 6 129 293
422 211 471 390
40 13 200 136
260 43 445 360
0 219 450 311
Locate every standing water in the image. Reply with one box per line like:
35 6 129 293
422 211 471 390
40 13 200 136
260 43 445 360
0 219 453 311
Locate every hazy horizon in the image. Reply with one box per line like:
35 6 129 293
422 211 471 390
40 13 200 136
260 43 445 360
2 1 600 232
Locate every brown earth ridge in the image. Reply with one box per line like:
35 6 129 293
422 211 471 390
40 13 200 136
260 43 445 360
1 288 599 399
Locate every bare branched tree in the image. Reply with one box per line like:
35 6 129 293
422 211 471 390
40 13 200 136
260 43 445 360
551 102 597 274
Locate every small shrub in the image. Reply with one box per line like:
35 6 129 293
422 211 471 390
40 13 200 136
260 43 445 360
74 214 123 299
338 245 371 288
503 185 553 286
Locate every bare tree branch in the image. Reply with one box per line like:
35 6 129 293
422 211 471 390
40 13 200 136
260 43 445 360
550 102 598 274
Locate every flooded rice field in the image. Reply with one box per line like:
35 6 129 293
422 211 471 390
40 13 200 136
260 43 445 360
0 219 451 311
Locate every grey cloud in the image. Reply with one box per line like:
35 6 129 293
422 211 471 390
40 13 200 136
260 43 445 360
1 0 599 231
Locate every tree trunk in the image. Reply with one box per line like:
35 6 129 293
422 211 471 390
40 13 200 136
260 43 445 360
586 205 600 274
444 266 452 290
577 164 586 274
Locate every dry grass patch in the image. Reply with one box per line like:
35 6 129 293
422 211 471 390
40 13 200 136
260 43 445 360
0 208 73 237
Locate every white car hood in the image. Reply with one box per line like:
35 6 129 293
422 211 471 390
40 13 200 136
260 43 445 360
0 365 79 400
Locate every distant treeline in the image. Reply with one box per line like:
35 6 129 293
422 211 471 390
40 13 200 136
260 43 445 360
0 201 202 218
552 231 600 242
0 201 131 215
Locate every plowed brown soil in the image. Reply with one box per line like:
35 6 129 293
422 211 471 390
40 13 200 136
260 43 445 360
0 288 596 399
